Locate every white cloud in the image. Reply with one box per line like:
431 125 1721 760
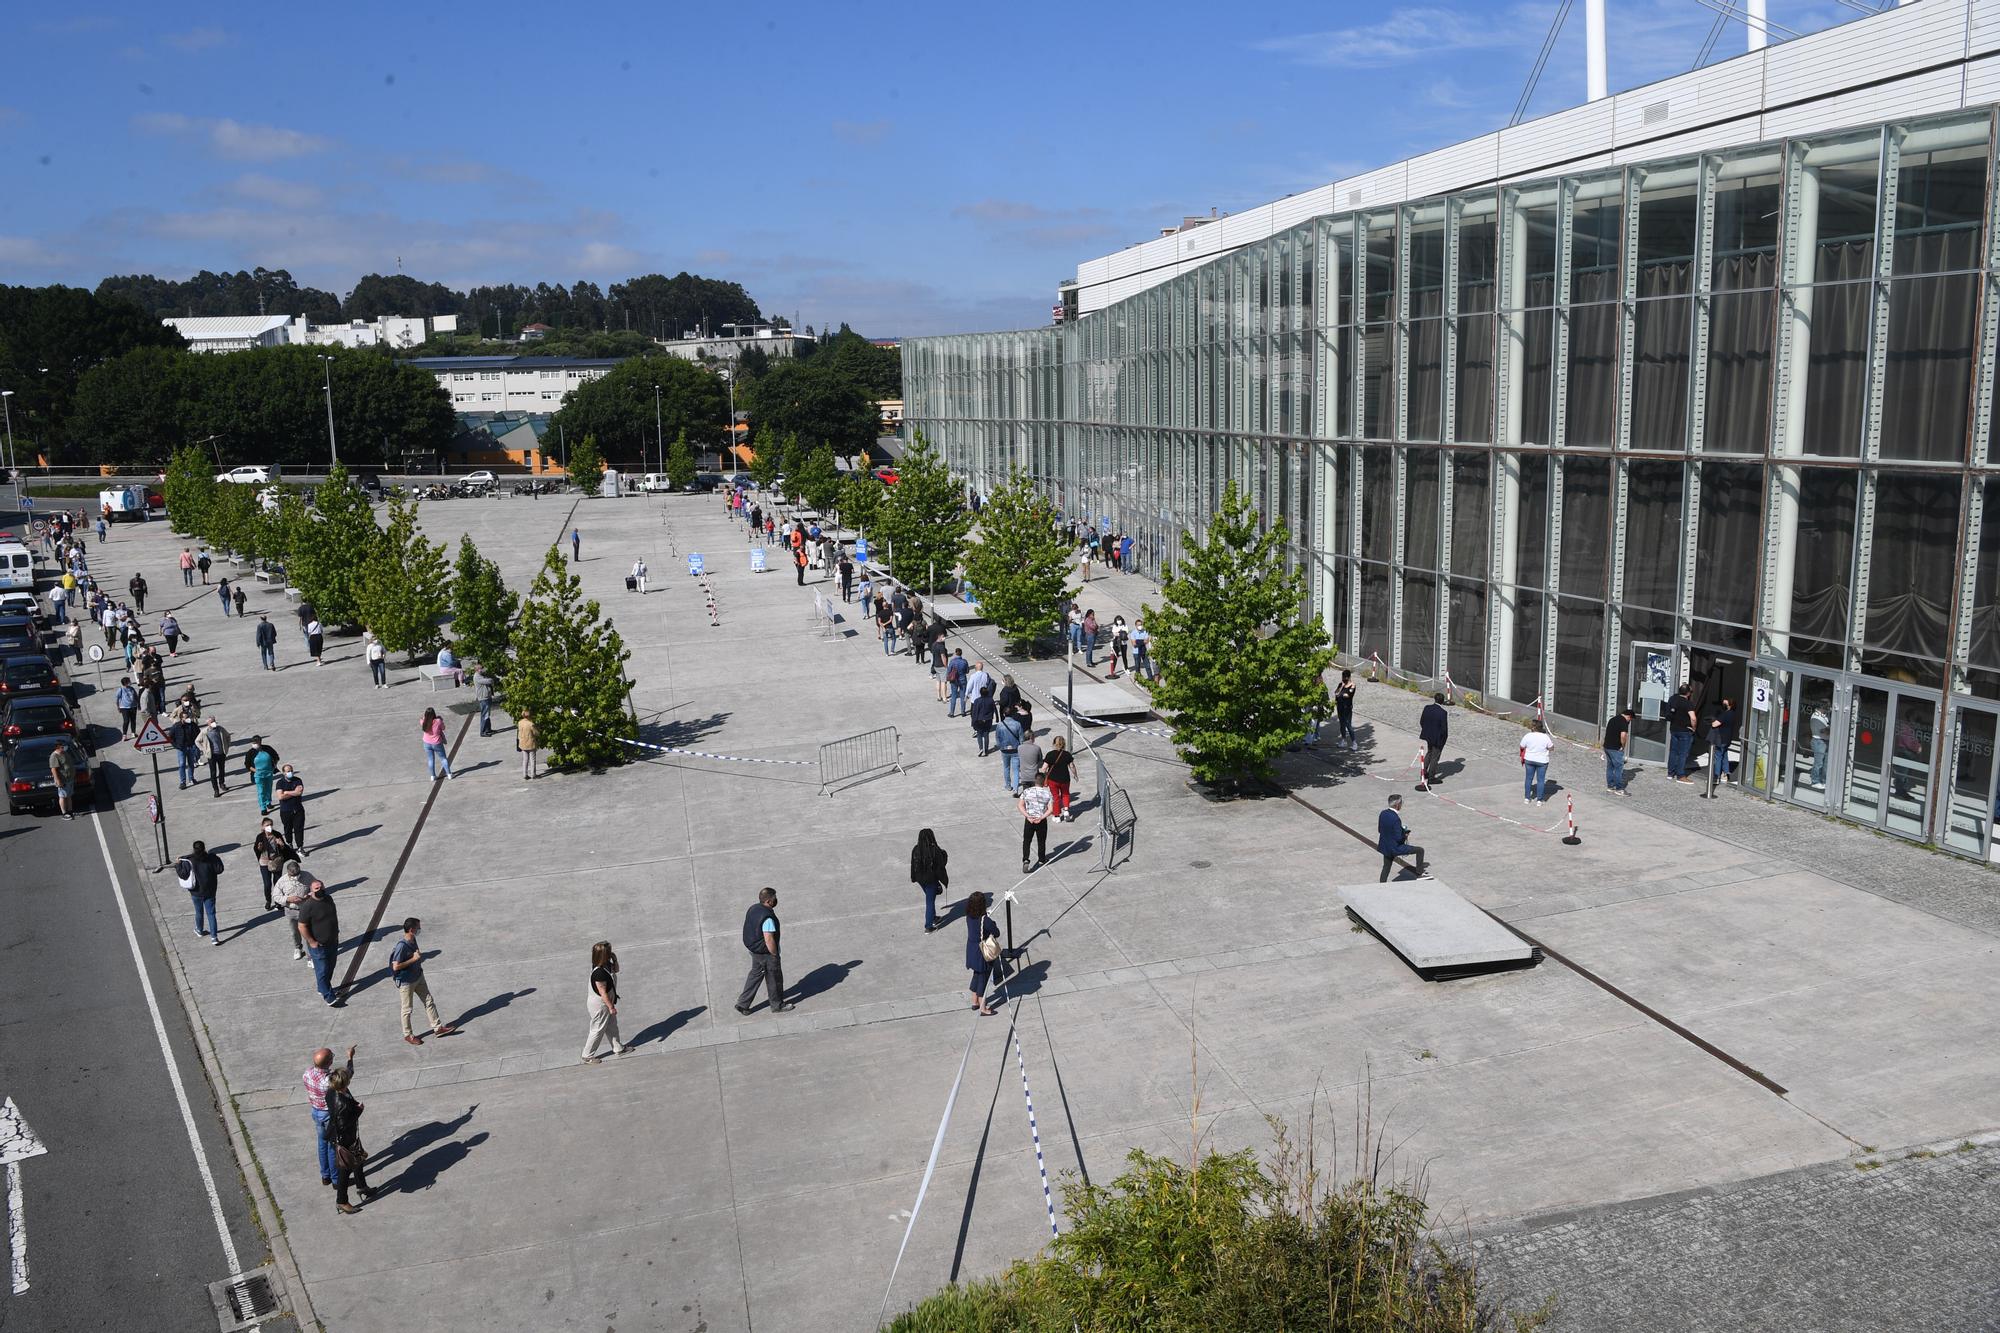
1256 7 1532 67
830 119 891 146
162 26 230 52
952 198 1119 250
225 174 326 210
135 112 332 161
0 236 62 267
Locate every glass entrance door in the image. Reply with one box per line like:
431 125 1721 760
1626 641 1677 763
1780 670 1840 809
1942 703 1999 861
1842 683 1940 838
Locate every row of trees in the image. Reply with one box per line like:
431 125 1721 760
67 342 456 469
159 452 636 769
95 268 762 344
0 284 189 466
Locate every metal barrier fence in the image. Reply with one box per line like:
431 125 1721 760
819 724 903 794
1095 753 1138 871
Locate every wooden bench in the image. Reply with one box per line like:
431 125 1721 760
416 663 459 692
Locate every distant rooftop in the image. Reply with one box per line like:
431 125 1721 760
406 355 627 370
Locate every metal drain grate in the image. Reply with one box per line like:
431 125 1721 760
207 1266 285 1332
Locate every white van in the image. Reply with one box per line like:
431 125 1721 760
0 542 33 593
638 473 673 493
99 486 148 522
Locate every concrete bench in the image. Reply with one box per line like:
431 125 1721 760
416 663 459 691
253 568 284 586
284 587 301 601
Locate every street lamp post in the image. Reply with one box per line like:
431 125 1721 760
654 383 664 476
316 355 339 469
0 390 15 476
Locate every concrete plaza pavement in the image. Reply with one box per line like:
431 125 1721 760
82 489 2000 1331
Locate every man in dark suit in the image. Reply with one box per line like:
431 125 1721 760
1418 692 1450 789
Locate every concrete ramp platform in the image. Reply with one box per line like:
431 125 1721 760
1054 681 1155 722
1338 879 1542 981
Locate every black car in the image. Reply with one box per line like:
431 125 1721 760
0 654 60 699
0 692 77 751
682 473 723 493
0 615 38 658
4 735 91 814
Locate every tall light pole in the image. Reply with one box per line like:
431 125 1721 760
725 368 737 473
316 355 339 469
0 390 15 476
654 383 664 476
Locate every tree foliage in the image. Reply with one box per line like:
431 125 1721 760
162 445 216 536
742 356 880 458
284 464 380 626
356 497 453 661
837 473 883 534
1144 482 1335 789
666 429 696 490
449 537 518 669
97 268 342 322
748 428 781 489
547 354 727 465
794 443 842 515
568 433 605 496
779 432 806 481
504 549 636 771
870 433 970 593
961 471 1070 652
203 479 265 562
889 1134 1534 1333
0 283 185 465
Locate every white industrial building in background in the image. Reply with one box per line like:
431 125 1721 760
165 312 460 353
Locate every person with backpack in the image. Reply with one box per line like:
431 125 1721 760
177 840 224 945
969 683 998 756
114 676 140 738
909 829 950 933
995 709 1026 794
128 571 148 612
944 648 969 717
389 917 457 1046
1044 736 1075 821
231 584 247 617
733 888 792 1015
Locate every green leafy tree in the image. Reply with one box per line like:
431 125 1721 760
795 443 841 515
837 472 882 534
568 433 605 496
65 345 199 467
161 445 216 536
1145 482 1335 790
356 496 453 661
546 354 727 465
779 431 806 481
260 491 308 570
871 432 970 593
505 549 636 771
285 463 380 626
449 536 519 668
961 471 1070 652
741 355 881 457
666 429 696 491
748 428 781 489
201 478 263 561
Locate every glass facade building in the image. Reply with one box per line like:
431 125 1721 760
903 108 2000 859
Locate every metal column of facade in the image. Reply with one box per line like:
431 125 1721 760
1438 198 1463 675
1543 181 1578 705
1847 128 1900 666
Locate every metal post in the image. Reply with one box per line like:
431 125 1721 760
1005 896 1014 959
318 355 339 467
150 751 169 870
655 384 664 476
1065 632 1076 750
1 391 14 475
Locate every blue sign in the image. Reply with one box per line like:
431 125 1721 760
687 552 705 576
854 538 869 564
749 546 767 573
963 581 977 609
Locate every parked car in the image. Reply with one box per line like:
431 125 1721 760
0 617 39 658
638 473 674 493
0 654 60 699
683 473 723 493
0 592 42 625
1 692 78 752
5 735 92 815
873 467 901 485
215 466 272 484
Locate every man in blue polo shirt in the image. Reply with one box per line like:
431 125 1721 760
1377 794 1427 883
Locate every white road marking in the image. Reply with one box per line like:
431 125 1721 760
2 1098 49 1295
88 811 243 1279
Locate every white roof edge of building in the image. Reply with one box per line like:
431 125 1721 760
1072 0 1999 313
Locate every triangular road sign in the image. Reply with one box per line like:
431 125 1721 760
132 715 173 751
0 1097 47 1166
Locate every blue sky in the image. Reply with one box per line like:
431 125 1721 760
1 2 1862 336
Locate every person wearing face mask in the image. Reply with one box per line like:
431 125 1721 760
274 763 309 854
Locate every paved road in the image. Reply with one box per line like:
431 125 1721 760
0 512 289 1332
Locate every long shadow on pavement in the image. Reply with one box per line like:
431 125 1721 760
631 1005 706 1047
448 987 537 1030
382 1131 489 1195
368 1105 478 1174
788 960 861 1004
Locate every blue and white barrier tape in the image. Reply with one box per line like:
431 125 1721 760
612 734 815 767
1010 1008 1060 1239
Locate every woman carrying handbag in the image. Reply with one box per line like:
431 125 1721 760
964 892 1003 1016
325 1067 378 1214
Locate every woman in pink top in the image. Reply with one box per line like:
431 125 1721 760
421 707 454 780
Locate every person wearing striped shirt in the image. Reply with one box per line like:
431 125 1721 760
303 1045 355 1187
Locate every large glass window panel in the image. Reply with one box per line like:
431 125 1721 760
1359 563 1393 659
1335 327 1354 438
1804 130 1882 275
1447 579 1487 691
1893 115 1989 276
1360 446 1395 562
1451 453 1491 578
1554 597 1607 722
1713 147 1783 290
1786 467 1856 665
1570 178 1623 305
1409 207 1446 314
1943 707 1996 857
1801 282 1871 457
1518 187 1560 306
1516 454 1550 590
1693 462 1762 627
1624 460 1684 611
1365 217 1397 323
1631 296 1691 450
1402 572 1437 676
1636 162 1699 298
1456 314 1495 442
1970 479 2000 670
1362 325 1393 439
1878 274 1976 462
1566 302 1619 447
1405 448 1440 569
1408 318 1444 442
1559 457 1612 600
1458 203 1498 310
1867 472 1959 665
1519 309 1555 446
1706 290 1774 454
1511 590 1546 702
